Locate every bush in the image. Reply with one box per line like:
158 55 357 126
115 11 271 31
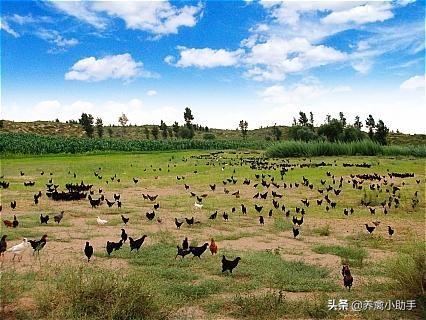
384 241 425 297
178 126 194 139
266 140 426 158
202 133 216 140
37 266 169 320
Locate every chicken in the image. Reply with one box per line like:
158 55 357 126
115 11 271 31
222 212 229 221
292 227 300 238
29 234 48 255
189 243 209 259
388 226 394 237
129 235 147 252
121 215 129 225
194 202 203 209
178 237 188 251
175 246 191 259
97 216 108 225
254 204 263 213
84 241 93 262
0 235 7 257
3 220 13 228
106 199 115 207
364 224 375 234
259 216 265 225
185 217 194 226
175 218 183 229
54 211 64 224
120 229 128 243
209 238 218 255
40 214 49 224
7 238 30 261
342 265 354 291
106 240 123 256
209 211 217 220
241 204 247 215
146 211 155 221
222 255 241 273
12 215 19 228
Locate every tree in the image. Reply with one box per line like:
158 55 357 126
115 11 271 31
178 126 194 139
354 115 363 130
339 112 347 127
374 120 389 145
342 126 365 142
96 118 103 138
79 113 94 138
118 113 128 136
172 122 180 138
118 113 128 127
365 115 375 139
271 124 282 141
239 120 248 139
107 127 113 138
288 126 319 142
144 127 150 139
184 107 194 128
160 120 168 139
167 127 173 138
309 112 314 127
317 118 344 142
298 111 309 126
151 126 159 140
326 114 331 124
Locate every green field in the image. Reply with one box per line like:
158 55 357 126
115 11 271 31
1 151 425 320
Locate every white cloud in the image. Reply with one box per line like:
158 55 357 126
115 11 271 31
1 20 19 37
35 29 78 51
146 90 157 96
244 37 347 81
50 1 203 36
65 53 155 82
400 75 425 90
170 47 243 68
49 1 108 29
321 3 394 25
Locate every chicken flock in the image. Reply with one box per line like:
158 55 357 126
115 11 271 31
1 153 423 291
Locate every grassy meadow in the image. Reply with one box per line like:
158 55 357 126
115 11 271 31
0 151 425 320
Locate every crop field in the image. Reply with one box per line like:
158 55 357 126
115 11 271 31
0 151 425 320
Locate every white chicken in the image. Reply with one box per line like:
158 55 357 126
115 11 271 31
194 202 203 209
7 238 30 261
97 216 108 225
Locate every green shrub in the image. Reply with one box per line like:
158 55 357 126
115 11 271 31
312 245 368 267
37 266 169 320
202 133 216 140
384 241 426 297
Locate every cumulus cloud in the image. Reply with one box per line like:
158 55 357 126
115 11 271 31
321 3 394 25
50 1 203 36
400 75 425 90
65 53 156 82
146 90 157 96
168 47 243 68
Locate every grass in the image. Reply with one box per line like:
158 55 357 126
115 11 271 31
312 245 368 267
1 151 425 319
37 266 169 320
384 241 426 297
266 140 426 157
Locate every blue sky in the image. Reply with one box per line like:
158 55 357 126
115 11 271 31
1 0 425 133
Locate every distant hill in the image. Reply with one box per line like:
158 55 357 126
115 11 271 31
0 120 424 146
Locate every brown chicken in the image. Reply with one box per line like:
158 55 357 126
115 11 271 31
3 220 13 228
209 238 218 255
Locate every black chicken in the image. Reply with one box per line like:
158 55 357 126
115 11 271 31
222 255 241 274
189 243 209 258
84 241 93 262
129 235 147 252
